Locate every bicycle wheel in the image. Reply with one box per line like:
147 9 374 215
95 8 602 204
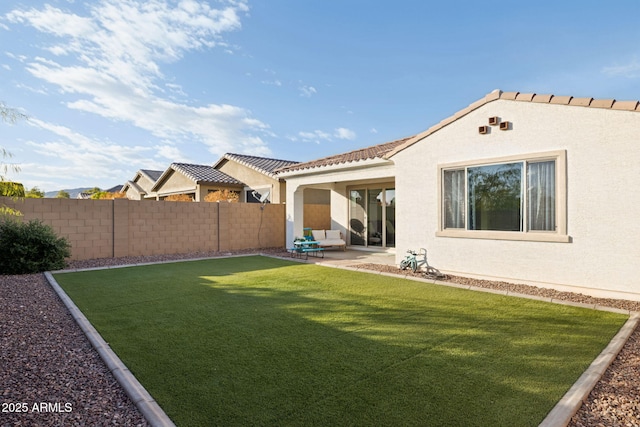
410 259 418 273
399 259 411 270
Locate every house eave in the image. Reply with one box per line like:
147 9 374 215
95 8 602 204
277 157 393 179
122 180 146 195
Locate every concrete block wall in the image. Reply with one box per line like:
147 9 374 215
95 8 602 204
2 198 115 260
303 204 331 231
1 197 285 261
221 203 285 251
124 199 217 256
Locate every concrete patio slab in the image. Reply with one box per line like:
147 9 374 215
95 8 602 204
313 249 396 267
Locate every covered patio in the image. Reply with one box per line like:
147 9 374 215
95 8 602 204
276 137 410 253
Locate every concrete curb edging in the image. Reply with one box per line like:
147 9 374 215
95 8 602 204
44 272 176 427
539 312 640 427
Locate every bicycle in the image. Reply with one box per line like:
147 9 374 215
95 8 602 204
399 248 445 279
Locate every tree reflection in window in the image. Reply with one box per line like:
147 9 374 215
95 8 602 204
468 163 522 231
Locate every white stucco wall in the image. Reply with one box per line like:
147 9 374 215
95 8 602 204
393 99 640 300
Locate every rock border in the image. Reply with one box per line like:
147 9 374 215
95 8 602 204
44 272 176 427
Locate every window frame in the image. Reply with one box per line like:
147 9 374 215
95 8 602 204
436 150 569 243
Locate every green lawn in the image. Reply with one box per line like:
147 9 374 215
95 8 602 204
54 256 627 426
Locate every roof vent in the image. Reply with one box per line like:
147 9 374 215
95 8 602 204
488 116 500 126
478 125 489 134
499 121 510 131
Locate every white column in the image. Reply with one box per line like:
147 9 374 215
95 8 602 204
285 182 305 248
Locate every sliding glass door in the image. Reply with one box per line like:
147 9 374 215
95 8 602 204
349 186 395 248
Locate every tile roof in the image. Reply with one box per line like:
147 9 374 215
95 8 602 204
275 136 413 174
140 169 163 182
122 169 164 193
170 163 243 185
105 184 123 193
385 89 640 158
217 153 299 178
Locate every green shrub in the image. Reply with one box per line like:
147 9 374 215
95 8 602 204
0 219 71 274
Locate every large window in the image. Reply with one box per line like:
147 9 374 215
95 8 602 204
439 151 568 242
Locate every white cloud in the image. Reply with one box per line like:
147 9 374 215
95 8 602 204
334 127 356 140
4 0 270 158
299 85 317 97
155 144 184 161
298 130 332 143
370 128 378 134
25 118 155 181
602 58 640 78
296 127 357 144
164 82 187 98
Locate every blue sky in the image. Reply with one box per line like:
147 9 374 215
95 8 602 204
2 0 640 192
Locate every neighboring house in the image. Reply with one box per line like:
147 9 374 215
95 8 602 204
122 169 163 200
124 154 299 203
212 153 299 203
151 163 244 201
105 184 124 193
278 89 640 301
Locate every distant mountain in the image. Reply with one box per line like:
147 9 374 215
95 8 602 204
44 185 124 199
45 187 92 198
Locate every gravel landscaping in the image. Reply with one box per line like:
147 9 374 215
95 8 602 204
1 250 638 426
0 273 148 427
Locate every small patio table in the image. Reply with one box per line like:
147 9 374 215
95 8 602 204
290 240 325 259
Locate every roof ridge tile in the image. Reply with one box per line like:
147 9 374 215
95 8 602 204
515 93 536 102
532 94 553 103
590 99 616 109
569 97 593 106
549 95 573 105
611 100 640 111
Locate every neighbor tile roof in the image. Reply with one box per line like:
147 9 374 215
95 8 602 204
140 169 163 182
220 153 299 178
385 89 640 158
171 163 243 185
275 136 413 173
105 184 123 193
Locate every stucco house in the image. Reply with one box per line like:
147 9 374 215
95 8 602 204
122 169 163 200
278 89 640 301
148 154 299 202
212 153 298 203
151 162 244 201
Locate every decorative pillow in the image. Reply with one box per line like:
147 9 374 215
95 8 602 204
311 230 326 240
325 230 341 240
